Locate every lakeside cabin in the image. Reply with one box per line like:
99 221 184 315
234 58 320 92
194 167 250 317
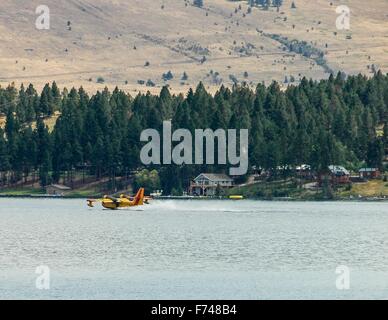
296 164 314 179
189 173 234 196
359 168 381 179
319 165 351 185
328 165 350 184
45 184 72 196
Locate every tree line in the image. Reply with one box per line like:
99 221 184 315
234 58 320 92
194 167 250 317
0 71 387 194
246 0 284 9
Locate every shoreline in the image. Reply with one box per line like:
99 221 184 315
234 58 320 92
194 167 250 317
0 194 387 202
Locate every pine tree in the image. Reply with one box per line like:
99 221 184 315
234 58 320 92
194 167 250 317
35 118 52 186
0 128 10 181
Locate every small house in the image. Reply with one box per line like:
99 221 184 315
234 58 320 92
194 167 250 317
359 168 381 179
319 165 350 185
296 164 313 179
189 173 234 196
328 165 350 184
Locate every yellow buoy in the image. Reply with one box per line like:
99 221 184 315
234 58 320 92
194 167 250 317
229 195 244 200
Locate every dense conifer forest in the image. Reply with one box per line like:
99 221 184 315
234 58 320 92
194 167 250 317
0 71 387 195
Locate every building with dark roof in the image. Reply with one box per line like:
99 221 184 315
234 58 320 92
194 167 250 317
359 168 381 179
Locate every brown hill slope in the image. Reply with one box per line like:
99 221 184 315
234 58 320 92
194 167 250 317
0 0 387 94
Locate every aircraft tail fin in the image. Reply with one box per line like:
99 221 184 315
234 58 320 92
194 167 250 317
133 188 145 206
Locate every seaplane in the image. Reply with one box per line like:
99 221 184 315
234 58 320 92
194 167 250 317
87 188 152 210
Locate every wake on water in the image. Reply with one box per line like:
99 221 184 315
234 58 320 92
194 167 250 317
143 200 252 213
92 200 253 214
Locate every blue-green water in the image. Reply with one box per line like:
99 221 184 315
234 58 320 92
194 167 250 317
0 199 387 299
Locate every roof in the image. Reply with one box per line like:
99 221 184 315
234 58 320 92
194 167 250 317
328 165 350 176
48 184 72 190
296 164 311 171
359 168 379 172
194 173 233 182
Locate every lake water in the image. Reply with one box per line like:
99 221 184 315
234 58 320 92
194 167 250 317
0 198 387 299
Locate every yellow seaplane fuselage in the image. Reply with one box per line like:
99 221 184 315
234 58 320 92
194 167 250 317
87 188 150 210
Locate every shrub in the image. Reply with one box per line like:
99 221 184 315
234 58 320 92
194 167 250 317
193 0 203 8
162 71 174 81
146 79 155 87
181 72 188 81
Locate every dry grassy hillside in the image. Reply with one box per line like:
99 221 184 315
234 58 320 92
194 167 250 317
0 0 387 94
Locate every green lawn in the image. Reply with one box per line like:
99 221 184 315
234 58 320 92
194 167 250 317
229 178 388 200
339 180 388 198
0 187 44 196
226 179 318 200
